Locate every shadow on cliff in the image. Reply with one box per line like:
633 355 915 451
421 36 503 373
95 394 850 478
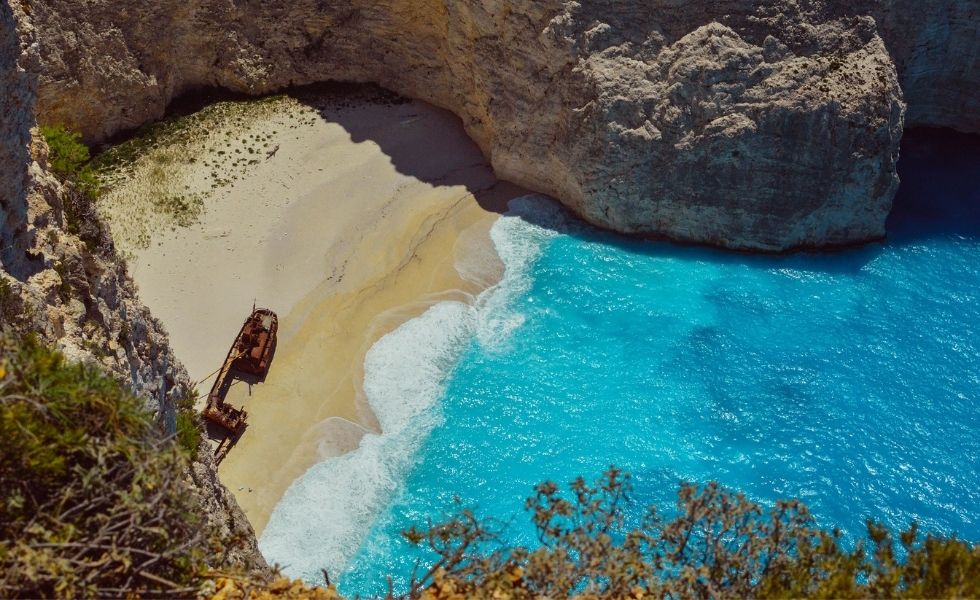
884 127 980 246
292 82 526 216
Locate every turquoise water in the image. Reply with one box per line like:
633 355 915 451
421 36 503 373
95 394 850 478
260 130 980 595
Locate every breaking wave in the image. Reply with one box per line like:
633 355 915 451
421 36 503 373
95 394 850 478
258 196 564 581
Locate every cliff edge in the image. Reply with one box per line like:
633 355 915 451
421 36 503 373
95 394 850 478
22 0 978 251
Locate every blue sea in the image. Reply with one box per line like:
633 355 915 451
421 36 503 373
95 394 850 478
260 130 980 596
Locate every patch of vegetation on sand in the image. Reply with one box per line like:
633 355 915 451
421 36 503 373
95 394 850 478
91 95 323 256
87 83 419 257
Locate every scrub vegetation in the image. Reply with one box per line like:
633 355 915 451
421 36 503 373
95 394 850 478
406 468 980 599
91 96 316 254
40 125 100 200
0 334 976 599
40 125 111 253
0 335 209 598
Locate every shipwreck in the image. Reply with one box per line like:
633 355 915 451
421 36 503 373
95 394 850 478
203 307 278 460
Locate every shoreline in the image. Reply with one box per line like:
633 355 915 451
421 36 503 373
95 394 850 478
221 185 519 535
96 89 528 535
258 194 567 583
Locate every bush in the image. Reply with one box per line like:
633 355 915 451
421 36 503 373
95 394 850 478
40 125 112 253
0 335 209 598
175 389 203 457
404 468 980 599
40 125 100 200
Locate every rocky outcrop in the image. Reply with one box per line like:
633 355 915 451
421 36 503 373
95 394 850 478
2 0 186 401
0 0 35 277
0 1 266 574
18 0 975 251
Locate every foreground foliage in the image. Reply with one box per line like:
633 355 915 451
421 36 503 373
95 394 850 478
0 335 207 598
403 468 980 599
208 575 339 600
0 335 976 598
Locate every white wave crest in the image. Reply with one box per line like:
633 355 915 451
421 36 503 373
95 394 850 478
259 195 568 583
475 195 569 351
259 301 475 581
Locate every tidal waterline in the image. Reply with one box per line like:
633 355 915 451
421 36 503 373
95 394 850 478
262 129 980 595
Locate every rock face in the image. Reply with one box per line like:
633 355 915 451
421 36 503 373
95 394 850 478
1 0 35 276
2 1 187 403
0 1 266 574
18 0 976 251
871 1 980 133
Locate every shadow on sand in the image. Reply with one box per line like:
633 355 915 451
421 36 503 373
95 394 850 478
291 81 526 216
291 84 978 278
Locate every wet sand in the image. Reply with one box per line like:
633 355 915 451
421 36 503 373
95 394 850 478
107 90 526 535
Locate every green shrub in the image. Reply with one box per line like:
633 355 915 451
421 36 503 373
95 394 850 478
40 125 111 253
176 411 202 456
0 335 209 598
174 390 203 457
40 125 100 200
407 468 980 599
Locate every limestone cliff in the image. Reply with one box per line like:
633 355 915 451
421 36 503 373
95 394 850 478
0 0 265 573
20 0 977 251
872 1 979 132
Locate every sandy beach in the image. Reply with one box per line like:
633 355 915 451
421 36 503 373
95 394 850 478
99 87 526 535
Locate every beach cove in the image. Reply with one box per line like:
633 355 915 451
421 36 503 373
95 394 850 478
260 129 980 595
6 0 980 595
94 86 980 595
95 86 527 534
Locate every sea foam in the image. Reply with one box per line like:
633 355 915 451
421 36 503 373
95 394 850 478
475 196 565 350
258 301 474 581
259 195 563 582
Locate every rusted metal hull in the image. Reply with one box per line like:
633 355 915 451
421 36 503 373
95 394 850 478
231 309 278 376
203 308 278 441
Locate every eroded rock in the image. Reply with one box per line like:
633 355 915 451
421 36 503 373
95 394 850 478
18 1 976 250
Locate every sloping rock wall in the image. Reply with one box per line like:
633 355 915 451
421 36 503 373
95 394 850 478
871 1 979 132
0 0 35 277
0 1 265 574
17 0 903 250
